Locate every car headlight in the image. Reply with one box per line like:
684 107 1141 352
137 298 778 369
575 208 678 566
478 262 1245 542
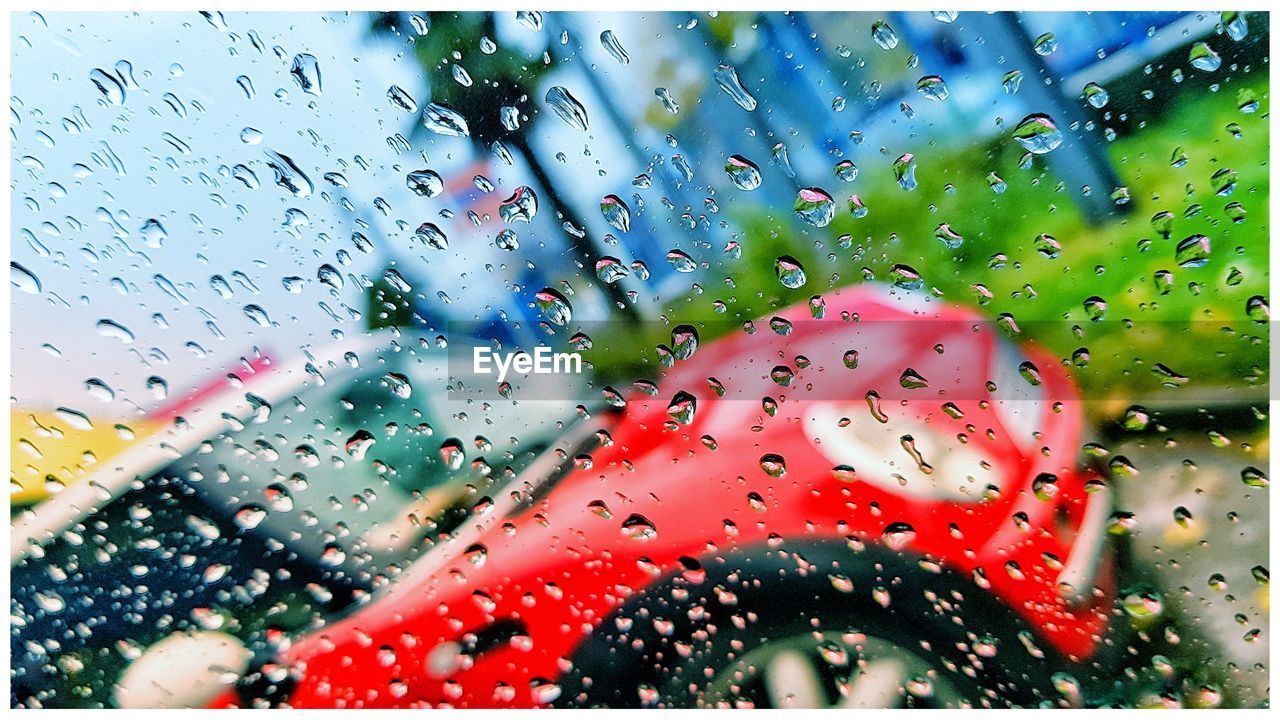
804 401 996 502
114 631 251 709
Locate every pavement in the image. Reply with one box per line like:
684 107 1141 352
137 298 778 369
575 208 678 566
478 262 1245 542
1110 428 1269 707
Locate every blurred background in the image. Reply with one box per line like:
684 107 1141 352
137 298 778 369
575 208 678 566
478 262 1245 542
9 10 1269 708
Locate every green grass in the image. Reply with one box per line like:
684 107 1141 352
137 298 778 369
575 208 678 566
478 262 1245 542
586 71 1269 416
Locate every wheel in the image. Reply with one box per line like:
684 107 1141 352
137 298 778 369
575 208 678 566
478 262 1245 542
697 629 967 708
560 541 1077 708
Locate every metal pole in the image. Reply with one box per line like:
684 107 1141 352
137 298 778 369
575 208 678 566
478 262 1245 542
963 12 1130 222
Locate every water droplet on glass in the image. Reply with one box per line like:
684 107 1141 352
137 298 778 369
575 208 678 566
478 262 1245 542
406 169 444 198
495 229 520 251
11 262 41 294
89 68 125 105
545 86 589 132
535 288 572 326
759 453 787 478
892 153 918 190
713 64 757 111
1033 32 1058 56
1245 295 1269 322
667 391 696 425
667 250 696 273
1188 42 1221 72
263 149 313 198
1083 82 1109 108
1083 296 1107 321
654 87 680 114
935 223 964 249
1175 235 1211 268
600 195 631 232
834 159 859 182
889 263 924 289
724 155 761 190
384 372 412 399
871 20 898 50
499 186 539 223
1034 233 1062 259
1002 70 1023 95
916 75 949 101
289 53 322 96
96 319 134 343
422 103 470 137
596 256 629 284
774 255 807 289
600 30 630 65
439 438 466 471
1222 11 1249 41
1012 113 1063 154
794 187 835 227
387 84 417 112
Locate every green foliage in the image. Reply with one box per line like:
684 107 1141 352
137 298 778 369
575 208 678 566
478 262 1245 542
591 74 1269 410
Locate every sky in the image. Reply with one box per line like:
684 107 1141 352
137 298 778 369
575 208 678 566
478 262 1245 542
10 12 484 413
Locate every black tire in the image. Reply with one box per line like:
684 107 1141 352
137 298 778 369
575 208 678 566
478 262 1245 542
558 541 1082 708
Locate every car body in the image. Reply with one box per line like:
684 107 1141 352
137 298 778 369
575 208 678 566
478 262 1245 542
9 333 581 708
168 284 1118 709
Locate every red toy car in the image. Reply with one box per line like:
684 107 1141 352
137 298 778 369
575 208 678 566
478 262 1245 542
118 284 1117 709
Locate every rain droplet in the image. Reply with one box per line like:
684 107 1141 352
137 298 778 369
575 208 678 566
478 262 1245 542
406 169 444 198
96 319 134 343
1033 32 1058 56
621 513 657 540
499 186 539 223
892 153 918 191
600 30 630 65
439 438 466 471
1175 235 1211 268
11 262 41 294
1223 11 1249 41
600 195 631 232
263 149 313 198
667 250 696 273
422 103 470 137
387 84 417 112
384 372 412 399
1188 42 1221 72
834 159 859 182
889 263 924 289
545 86 589 132
759 453 787 478
535 288 573 326
1245 295 1269 323
495 229 519 251
596 256 629 284
916 75 949 101
724 155 761 190
243 304 271 327
654 87 680 114
289 53 322 96
713 64 757 111
1034 233 1062 259
794 187 835 227
1012 114 1063 155
1083 82 1109 109
1002 70 1023 95
89 68 125 105
871 20 898 50
774 255 807 289
667 391 696 425
935 223 963 249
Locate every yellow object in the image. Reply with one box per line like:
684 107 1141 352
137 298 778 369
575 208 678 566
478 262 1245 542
8 411 158 506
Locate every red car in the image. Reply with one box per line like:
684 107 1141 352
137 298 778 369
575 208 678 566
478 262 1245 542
118 284 1117 709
